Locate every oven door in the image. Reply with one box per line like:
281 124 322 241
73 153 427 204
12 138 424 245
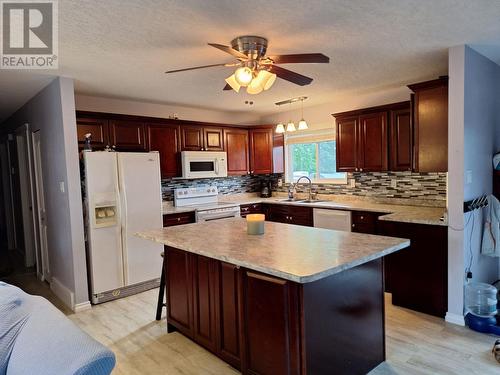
197 210 240 222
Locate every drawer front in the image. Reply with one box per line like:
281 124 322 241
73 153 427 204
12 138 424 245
240 203 262 217
288 206 313 227
163 212 196 227
351 222 376 234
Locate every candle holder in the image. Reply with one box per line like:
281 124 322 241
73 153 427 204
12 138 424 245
246 214 265 235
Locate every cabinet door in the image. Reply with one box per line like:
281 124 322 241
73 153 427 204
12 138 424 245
147 123 180 178
224 128 249 175
412 83 448 172
335 116 358 172
390 108 412 171
273 133 285 174
288 206 313 227
216 262 242 368
181 126 204 151
76 117 109 149
249 128 273 174
358 112 388 171
267 205 289 224
109 119 146 151
165 247 193 336
242 271 301 375
203 127 224 151
192 255 218 352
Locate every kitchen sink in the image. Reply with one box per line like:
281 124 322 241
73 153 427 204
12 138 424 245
277 198 303 202
295 200 327 203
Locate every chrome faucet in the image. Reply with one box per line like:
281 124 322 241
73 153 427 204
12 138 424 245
296 176 313 201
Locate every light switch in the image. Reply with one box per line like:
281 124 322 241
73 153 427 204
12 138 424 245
59 181 65 193
391 179 397 188
465 170 473 185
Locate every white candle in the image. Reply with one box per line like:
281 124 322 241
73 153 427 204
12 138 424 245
246 214 265 235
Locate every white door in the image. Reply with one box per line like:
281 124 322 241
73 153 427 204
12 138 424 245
16 125 36 267
84 152 124 294
117 152 163 286
32 131 50 281
0 141 15 250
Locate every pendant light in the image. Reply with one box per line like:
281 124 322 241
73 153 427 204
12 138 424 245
286 102 296 132
297 98 308 130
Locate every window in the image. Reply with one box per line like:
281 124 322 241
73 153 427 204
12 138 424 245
286 131 347 184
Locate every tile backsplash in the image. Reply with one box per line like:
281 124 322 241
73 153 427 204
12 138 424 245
275 171 447 201
161 175 274 201
161 171 446 202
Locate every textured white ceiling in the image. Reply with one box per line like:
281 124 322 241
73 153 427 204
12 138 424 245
2 0 500 122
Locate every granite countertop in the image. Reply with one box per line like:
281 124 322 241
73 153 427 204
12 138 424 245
218 193 448 226
136 218 410 284
162 193 447 226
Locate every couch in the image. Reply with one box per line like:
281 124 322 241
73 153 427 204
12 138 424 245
0 281 115 375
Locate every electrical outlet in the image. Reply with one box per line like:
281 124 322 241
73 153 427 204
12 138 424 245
59 181 65 193
349 179 355 188
278 178 283 187
465 170 473 185
391 179 397 189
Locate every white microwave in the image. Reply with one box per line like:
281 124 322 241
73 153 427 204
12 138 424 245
181 151 228 179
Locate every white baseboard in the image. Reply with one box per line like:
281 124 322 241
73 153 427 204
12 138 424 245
445 312 465 326
50 277 75 311
74 301 92 313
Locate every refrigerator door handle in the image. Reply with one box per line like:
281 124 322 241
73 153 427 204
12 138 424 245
118 157 129 285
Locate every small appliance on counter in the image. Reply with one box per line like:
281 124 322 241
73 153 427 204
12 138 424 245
260 180 272 198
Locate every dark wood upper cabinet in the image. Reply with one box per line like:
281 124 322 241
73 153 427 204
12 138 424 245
108 119 146 151
224 128 250 175
76 117 109 149
203 127 224 151
390 107 412 171
334 101 411 172
273 133 285 174
358 112 388 172
408 77 448 172
147 123 180 178
181 126 224 151
181 126 204 151
335 115 358 172
249 128 273 175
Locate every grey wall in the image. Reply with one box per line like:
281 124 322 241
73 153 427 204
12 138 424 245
447 45 500 324
463 46 500 283
3 77 88 309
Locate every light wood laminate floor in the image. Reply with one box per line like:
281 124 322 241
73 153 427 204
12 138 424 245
5 274 500 374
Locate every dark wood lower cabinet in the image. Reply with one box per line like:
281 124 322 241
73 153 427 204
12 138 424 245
242 271 301 375
164 246 386 375
378 221 447 317
265 204 313 227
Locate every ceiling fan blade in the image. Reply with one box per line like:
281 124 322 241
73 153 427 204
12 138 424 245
223 83 232 91
208 43 248 59
165 63 230 73
270 65 313 86
268 53 330 64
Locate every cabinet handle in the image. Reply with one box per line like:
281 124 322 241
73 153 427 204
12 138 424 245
360 216 364 220
355 168 358 171
177 218 181 222
352 224 355 227
360 168 363 172
285 216 289 220
289 216 293 221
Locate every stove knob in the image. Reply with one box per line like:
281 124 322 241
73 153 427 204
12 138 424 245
211 189 216 192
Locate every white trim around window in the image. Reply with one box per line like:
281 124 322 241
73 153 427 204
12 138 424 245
284 129 348 185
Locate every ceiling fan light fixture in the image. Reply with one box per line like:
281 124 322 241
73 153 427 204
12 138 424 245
298 119 308 130
225 74 241 92
246 76 264 95
286 121 296 132
275 122 285 134
234 66 253 86
263 72 277 90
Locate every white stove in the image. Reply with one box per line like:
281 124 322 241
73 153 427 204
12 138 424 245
174 186 240 222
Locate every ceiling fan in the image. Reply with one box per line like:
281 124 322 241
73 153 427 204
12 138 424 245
165 35 330 94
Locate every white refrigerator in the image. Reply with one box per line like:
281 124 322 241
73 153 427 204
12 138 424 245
84 151 163 304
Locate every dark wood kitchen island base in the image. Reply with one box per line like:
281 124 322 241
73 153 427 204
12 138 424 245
164 246 385 375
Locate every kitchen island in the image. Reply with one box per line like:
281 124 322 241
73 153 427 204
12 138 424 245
137 218 410 375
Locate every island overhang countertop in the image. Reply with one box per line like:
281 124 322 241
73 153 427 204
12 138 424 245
136 218 410 283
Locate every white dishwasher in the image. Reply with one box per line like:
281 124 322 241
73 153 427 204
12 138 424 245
313 208 352 231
